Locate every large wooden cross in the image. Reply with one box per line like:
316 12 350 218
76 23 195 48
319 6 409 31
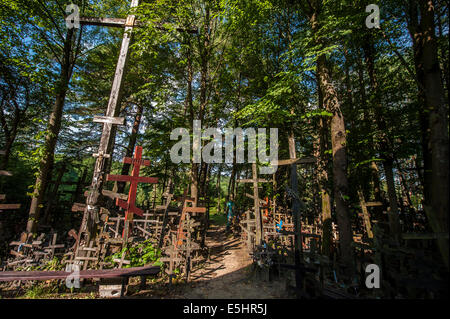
236 163 273 246
77 0 140 248
106 145 158 241
77 0 198 247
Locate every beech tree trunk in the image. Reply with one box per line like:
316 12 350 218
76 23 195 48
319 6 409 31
317 53 354 274
315 79 332 257
308 2 354 274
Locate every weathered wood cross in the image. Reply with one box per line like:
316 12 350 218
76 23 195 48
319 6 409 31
174 188 206 248
77 0 140 248
236 163 272 246
75 0 197 249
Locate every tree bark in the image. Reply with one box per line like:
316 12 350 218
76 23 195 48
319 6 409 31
407 0 449 268
362 35 401 240
308 2 354 274
117 103 143 194
407 0 432 207
26 28 75 234
418 0 449 268
315 77 332 257
317 56 354 274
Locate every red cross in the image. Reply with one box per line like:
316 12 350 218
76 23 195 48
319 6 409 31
107 146 158 221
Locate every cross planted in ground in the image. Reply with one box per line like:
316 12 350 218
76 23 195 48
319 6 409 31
74 0 197 250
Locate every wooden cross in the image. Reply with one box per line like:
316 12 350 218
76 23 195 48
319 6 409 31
77 0 141 249
174 188 206 248
236 163 272 246
77 0 198 246
106 145 158 241
357 190 382 239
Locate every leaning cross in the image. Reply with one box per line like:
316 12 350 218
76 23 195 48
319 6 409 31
107 146 158 241
76 0 198 248
76 0 140 250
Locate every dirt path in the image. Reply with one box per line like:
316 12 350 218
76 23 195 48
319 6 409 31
169 224 290 299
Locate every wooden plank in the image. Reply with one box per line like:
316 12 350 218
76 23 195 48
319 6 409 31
0 265 161 282
93 115 125 125
402 232 449 240
274 157 316 166
236 178 270 183
92 152 111 158
0 204 21 210
245 193 267 205
0 170 13 176
10 250 24 258
79 16 197 33
75 256 99 261
136 225 152 237
72 203 86 212
102 189 128 200
123 157 150 166
183 206 206 213
80 16 134 28
358 191 374 239
288 132 303 295
78 16 139 250
113 258 130 265
365 201 383 207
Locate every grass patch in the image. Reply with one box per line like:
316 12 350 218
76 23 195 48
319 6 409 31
209 207 227 226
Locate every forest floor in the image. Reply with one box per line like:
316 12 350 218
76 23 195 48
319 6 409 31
0 221 292 299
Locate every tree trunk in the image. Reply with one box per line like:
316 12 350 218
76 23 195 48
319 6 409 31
363 36 401 240
117 103 143 194
216 164 222 214
407 0 432 207
316 53 354 274
407 0 449 268
315 77 332 257
26 28 75 234
418 0 449 268
318 121 332 257
307 2 354 274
